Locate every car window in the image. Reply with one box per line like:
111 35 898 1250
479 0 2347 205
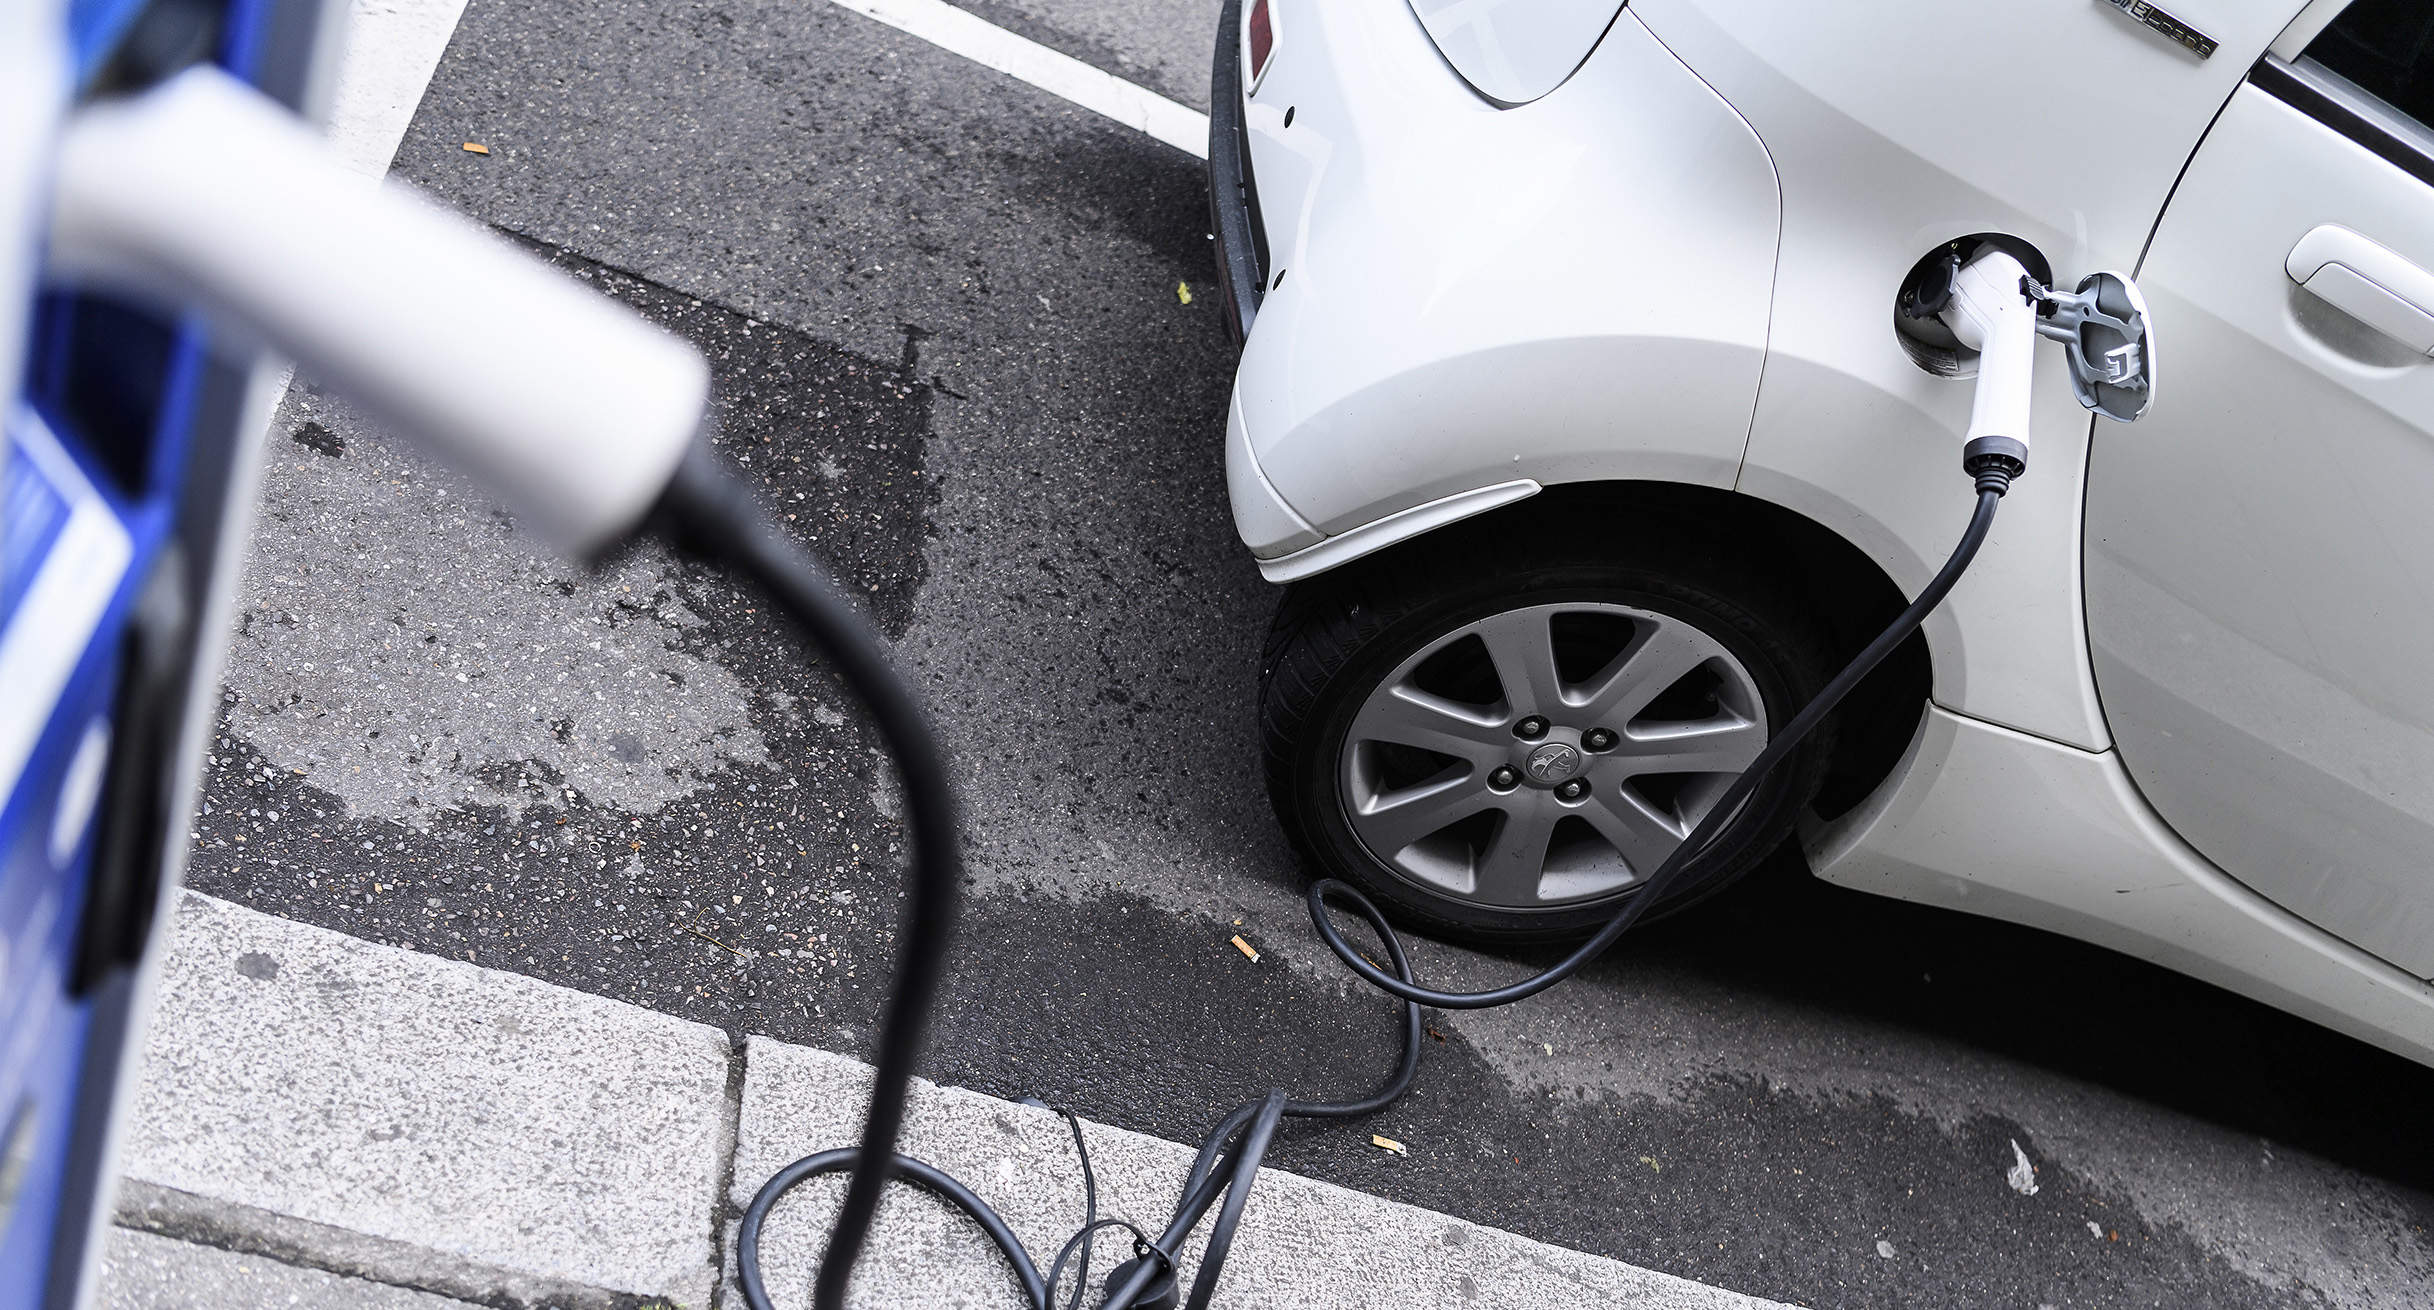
2306 0 2434 130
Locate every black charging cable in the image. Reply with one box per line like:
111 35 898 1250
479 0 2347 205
656 440 2014 1310
649 443 964 1310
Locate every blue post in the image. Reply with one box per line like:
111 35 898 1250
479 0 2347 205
0 1 338 1303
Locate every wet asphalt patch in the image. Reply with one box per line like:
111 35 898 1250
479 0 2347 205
912 862 2368 1310
188 244 945 1046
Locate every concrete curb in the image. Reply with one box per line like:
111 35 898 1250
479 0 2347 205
113 1180 657 1310
101 1226 491 1310
113 893 1791 1309
122 894 731 1305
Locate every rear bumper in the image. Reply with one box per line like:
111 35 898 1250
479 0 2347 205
1206 0 1266 345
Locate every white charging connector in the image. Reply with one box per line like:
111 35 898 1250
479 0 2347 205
45 67 707 559
1936 248 2036 482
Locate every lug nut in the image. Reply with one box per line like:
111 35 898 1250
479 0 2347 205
1513 716 1549 740
1555 779 1589 802
1582 727 1617 752
1488 766 1520 791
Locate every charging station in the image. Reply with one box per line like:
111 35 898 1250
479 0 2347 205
0 0 337 1301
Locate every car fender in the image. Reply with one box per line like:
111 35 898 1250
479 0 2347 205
1231 4 1779 555
1631 0 2294 750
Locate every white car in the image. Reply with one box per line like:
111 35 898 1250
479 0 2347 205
1209 0 2434 1067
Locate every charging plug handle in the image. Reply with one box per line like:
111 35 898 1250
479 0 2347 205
45 67 708 559
1936 249 2040 491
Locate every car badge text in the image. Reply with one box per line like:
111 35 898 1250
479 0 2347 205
2103 0 2216 59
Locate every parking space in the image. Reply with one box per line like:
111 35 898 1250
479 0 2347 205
180 0 2434 1306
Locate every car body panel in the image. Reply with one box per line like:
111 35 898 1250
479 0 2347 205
1253 476 1540 583
1630 0 2288 266
1232 3 1779 543
1632 0 2301 749
2086 79 2434 981
1226 388 1323 557
1405 0 1629 107
1808 706 2434 1069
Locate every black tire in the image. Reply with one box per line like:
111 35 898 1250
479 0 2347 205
1260 509 1839 945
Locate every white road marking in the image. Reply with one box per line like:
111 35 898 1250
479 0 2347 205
323 0 476 180
822 0 1211 159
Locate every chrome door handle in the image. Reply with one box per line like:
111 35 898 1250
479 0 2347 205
2287 224 2434 353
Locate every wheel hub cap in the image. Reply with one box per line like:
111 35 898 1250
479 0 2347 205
1523 741 1583 785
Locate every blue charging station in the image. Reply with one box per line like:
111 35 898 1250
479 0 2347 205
0 0 336 1303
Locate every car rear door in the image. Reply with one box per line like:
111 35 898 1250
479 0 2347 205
2085 0 2434 978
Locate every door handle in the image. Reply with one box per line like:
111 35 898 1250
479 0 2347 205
2287 224 2434 353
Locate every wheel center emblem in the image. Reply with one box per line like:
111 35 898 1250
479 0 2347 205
1524 742 1582 784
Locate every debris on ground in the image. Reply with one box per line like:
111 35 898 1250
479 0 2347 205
1230 934 1260 962
2007 1139 2040 1195
1371 1135 1407 1155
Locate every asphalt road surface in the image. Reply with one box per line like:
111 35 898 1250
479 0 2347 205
183 0 2434 1306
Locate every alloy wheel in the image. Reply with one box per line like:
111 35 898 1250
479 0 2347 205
1337 602 1769 910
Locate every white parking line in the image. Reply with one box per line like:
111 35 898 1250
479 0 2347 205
324 0 476 179
822 0 1211 159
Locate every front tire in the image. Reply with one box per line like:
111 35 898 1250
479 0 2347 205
1260 515 1837 945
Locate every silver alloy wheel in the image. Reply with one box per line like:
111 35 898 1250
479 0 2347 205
1338 602 1769 910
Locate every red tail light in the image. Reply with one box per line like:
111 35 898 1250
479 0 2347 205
1248 0 1276 87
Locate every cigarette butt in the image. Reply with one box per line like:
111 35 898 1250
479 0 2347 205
1372 1135 1408 1155
462 142 491 154
1230 934 1260 962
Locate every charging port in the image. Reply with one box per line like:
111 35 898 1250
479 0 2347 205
1894 234 2054 378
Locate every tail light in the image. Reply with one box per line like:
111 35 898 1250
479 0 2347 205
1247 0 1276 90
